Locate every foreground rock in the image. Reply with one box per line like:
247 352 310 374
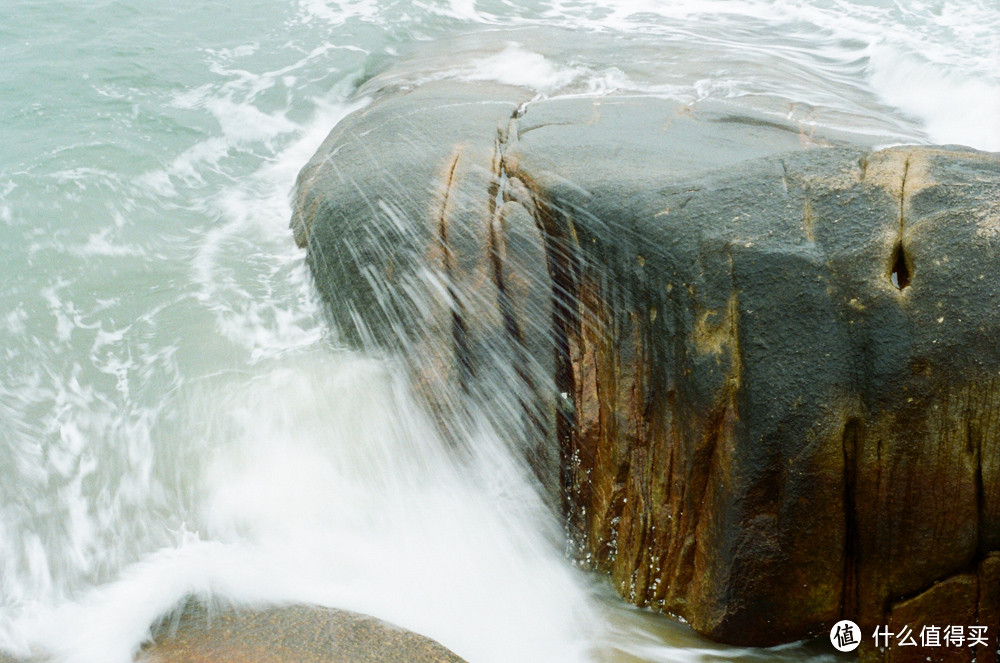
292 78 1000 657
136 603 467 663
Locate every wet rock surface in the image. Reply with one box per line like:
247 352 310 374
293 80 1000 649
136 603 467 663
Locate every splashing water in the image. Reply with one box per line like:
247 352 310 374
1 0 997 661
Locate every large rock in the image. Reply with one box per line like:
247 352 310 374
136 603 467 663
292 79 1000 651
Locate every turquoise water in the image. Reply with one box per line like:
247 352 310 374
1 1 998 661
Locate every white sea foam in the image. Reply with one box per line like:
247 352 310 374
187 90 367 357
461 44 581 91
867 41 1000 151
297 0 380 26
10 355 604 663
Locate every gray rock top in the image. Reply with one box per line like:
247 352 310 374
137 603 468 663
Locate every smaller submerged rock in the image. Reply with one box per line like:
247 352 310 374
136 603 467 663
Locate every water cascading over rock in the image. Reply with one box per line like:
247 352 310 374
291 78 1000 661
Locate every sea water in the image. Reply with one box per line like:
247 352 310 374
1 1 998 661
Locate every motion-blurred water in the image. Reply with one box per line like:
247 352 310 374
1 1 997 661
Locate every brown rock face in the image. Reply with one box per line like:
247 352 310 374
136 603 467 663
292 79 1000 650
857 553 1000 662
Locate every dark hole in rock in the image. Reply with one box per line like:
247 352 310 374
891 242 910 290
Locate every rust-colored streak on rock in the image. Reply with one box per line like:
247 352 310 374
569 275 610 557
611 311 655 604
504 166 585 540
436 151 472 388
